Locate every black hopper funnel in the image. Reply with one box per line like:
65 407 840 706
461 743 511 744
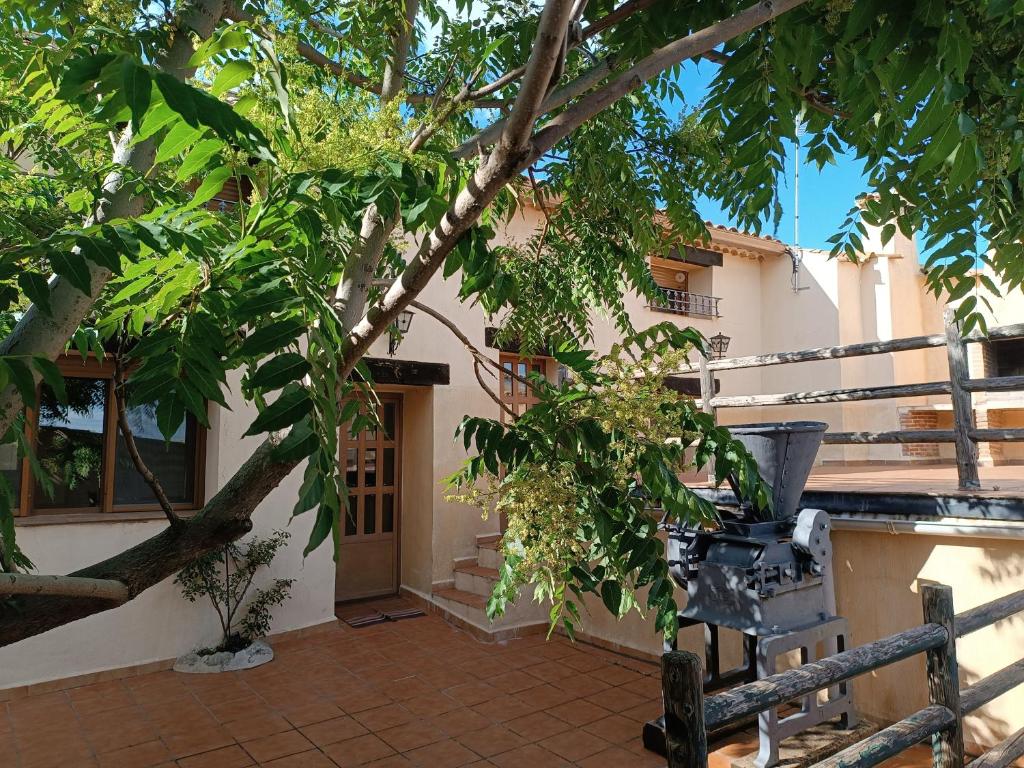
727 421 827 521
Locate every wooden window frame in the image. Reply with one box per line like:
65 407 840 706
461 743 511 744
13 355 206 519
498 353 550 422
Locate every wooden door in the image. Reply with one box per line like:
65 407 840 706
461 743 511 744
336 395 401 602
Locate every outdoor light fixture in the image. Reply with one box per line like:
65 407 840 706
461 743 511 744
708 331 731 360
388 310 415 356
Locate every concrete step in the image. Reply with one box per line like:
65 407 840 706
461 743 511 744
454 564 499 597
476 537 504 571
430 584 552 640
433 586 487 610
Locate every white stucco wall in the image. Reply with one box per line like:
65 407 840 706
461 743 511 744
0 374 336 689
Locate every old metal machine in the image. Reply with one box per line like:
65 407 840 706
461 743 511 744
644 422 857 768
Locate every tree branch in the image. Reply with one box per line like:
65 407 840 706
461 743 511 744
112 356 181 527
0 0 226 440
0 573 128 602
529 0 811 159
498 0 575 154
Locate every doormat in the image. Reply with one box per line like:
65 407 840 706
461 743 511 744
382 607 425 622
337 598 425 628
341 610 387 628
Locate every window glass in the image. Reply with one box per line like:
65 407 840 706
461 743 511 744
344 494 357 536
383 403 396 440
502 362 512 396
34 378 106 510
113 403 197 505
363 494 376 534
364 448 377 487
382 494 394 533
383 447 394 486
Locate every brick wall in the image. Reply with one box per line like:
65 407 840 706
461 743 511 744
898 409 941 460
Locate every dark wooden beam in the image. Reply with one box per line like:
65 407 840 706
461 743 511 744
665 375 719 397
667 245 723 268
360 358 450 386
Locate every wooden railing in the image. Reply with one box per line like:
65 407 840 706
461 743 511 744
651 288 722 318
678 310 1024 489
663 584 1024 768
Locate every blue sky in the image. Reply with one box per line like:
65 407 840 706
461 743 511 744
671 60 870 253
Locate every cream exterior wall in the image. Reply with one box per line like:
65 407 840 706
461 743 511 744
0 373 338 689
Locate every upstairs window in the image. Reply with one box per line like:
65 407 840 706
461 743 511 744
10 356 205 518
499 353 550 421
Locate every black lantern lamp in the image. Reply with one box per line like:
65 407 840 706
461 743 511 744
708 331 731 360
388 310 415 356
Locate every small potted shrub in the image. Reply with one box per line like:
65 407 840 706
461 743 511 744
173 530 294 673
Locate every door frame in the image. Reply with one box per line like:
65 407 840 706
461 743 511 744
336 392 403 602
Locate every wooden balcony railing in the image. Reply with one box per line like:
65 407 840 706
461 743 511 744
650 288 721 318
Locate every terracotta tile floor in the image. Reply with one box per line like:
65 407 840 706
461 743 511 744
1 610 942 768
1 612 671 767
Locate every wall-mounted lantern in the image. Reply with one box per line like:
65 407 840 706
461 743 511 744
388 310 415 356
708 331 731 360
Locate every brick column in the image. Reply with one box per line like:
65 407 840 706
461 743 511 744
899 409 941 461
975 408 1004 466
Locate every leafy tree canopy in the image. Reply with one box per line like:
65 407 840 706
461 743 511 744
0 0 1022 644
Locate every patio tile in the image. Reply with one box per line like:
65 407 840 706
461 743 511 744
539 728 612 763
487 670 544 694
402 692 460 717
551 674 611 699
456 724 527 758
545 700 611 728
176 744 255 768
429 707 492 737
225 712 294 742
470 694 535 723
488 744 572 768
69 681 137 714
505 712 572 741
160 727 235 760
442 681 500 707
516 684 576 711
282 702 346 728
95 738 172 768
403 737 480 767
581 713 643 745
300 715 369 748
362 756 412 767
577 744 663 767
584 687 646 714
323 733 396 767
242 730 315 763
262 749 339 767
375 720 446 753
352 704 414 732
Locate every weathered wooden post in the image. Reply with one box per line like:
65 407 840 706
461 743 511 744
922 584 964 768
663 650 708 768
944 309 980 489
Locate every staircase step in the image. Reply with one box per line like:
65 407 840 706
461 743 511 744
477 545 504 571
476 534 501 550
454 564 499 580
433 587 487 610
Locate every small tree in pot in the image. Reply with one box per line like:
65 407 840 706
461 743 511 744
173 530 293 672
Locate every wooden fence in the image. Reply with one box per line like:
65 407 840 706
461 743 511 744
679 310 1024 489
663 584 1024 768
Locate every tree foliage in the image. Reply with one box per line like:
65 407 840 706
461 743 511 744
0 0 1023 643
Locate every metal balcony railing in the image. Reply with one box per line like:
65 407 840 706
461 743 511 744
650 288 721 318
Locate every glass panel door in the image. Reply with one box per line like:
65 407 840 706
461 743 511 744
336 395 401 602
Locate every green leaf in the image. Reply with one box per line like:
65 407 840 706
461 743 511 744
154 120 204 164
302 505 334 557
600 580 623 617
186 166 232 210
237 317 306 358
156 396 186 442
32 357 66 403
175 138 223 181
243 385 313 436
211 60 255 97
249 353 311 391
57 53 119 100
122 59 151 133
76 235 120 273
18 272 51 315
272 418 318 462
49 250 92 295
